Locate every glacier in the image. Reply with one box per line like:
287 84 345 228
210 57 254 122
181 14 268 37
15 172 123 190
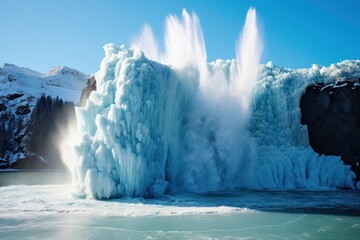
68 8 358 199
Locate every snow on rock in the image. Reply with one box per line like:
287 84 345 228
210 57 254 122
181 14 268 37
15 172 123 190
45 66 89 91
246 61 360 190
300 78 360 181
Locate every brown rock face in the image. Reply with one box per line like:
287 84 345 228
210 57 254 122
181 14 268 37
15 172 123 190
79 75 96 107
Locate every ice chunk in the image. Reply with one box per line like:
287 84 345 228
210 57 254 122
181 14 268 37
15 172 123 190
73 47 187 198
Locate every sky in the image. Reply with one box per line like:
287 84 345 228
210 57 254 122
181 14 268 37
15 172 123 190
0 0 359 74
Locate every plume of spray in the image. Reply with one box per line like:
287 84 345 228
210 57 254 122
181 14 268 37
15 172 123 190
132 23 160 61
59 119 81 186
134 7 262 191
178 7 263 191
234 7 263 114
225 7 262 187
163 9 208 87
132 7 262 115
132 9 208 87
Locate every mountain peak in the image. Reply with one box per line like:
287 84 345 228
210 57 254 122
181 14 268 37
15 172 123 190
46 66 87 78
0 63 89 102
2 63 42 78
45 66 88 91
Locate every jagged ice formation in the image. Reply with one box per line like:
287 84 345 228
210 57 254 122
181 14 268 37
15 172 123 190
69 8 357 199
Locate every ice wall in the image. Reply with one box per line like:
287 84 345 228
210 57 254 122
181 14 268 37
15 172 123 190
246 61 360 189
71 53 358 198
72 45 189 198
69 9 358 199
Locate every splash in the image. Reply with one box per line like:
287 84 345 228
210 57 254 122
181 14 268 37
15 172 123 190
175 8 263 192
132 9 208 87
163 9 208 87
133 8 261 114
235 7 263 113
132 23 160 61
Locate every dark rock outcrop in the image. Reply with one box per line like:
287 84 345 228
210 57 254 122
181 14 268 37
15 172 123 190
15 105 31 115
0 100 26 167
6 93 24 100
300 80 360 182
0 103 6 111
79 75 96 107
0 94 76 170
9 154 47 170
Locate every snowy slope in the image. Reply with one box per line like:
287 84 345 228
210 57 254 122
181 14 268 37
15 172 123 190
0 63 88 104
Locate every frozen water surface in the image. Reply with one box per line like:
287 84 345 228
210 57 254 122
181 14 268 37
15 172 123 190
0 182 360 239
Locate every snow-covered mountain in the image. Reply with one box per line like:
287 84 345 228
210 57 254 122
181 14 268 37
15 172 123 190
0 63 88 169
0 64 88 103
0 63 88 126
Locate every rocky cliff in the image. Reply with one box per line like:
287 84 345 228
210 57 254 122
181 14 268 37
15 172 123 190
301 79 360 182
79 75 96 107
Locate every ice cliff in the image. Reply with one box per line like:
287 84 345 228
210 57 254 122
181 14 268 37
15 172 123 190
70 45 358 199
69 8 358 199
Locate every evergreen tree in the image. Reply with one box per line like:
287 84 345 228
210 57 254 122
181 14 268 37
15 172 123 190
26 95 76 168
0 119 6 157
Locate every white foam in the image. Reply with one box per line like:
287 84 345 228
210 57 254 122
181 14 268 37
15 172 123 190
0 185 247 218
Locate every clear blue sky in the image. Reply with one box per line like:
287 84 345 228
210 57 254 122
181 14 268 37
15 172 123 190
0 0 359 74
